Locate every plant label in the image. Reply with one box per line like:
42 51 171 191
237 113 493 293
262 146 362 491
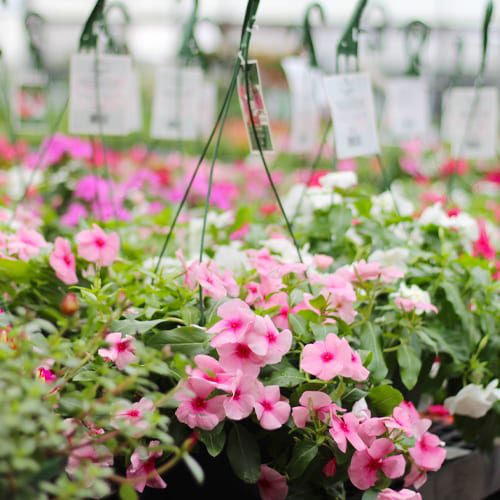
150 66 204 141
69 53 132 136
384 77 431 140
11 70 49 133
282 56 321 154
237 60 274 153
442 87 498 159
127 69 142 134
324 72 380 159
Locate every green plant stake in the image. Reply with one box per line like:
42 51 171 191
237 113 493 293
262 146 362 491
404 20 430 77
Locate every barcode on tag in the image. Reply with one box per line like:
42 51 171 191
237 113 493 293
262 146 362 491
348 135 362 147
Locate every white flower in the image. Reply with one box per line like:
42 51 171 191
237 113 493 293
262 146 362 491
261 238 313 265
213 242 250 275
369 247 410 272
418 203 448 226
445 213 478 242
143 257 182 276
305 186 342 211
346 227 363 246
352 398 371 421
371 190 414 217
444 380 500 419
395 282 431 304
318 171 357 190
283 183 313 221
7 165 43 201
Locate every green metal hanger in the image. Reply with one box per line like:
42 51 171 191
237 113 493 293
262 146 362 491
25 11 45 70
478 0 494 80
302 3 326 68
79 0 106 51
103 2 131 54
404 20 430 76
178 0 203 65
336 0 369 73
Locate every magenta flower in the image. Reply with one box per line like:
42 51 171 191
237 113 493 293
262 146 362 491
300 334 351 381
223 371 257 420
76 224 120 267
112 397 154 435
329 412 366 452
98 332 136 370
208 299 255 348
254 383 291 430
257 465 288 500
292 390 343 428
348 438 406 490
378 488 422 500
49 237 78 285
37 366 57 384
126 441 167 493
409 432 446 472
175 378 225 430
61 202 88 227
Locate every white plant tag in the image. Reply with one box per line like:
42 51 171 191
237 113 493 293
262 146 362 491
69 53 132 136
384 77 431 139
282 56 321 153
150 66 203 141
443 87 498 159
127 68 142 134
11 70 49 133
200 81 217 139
324 72 380 159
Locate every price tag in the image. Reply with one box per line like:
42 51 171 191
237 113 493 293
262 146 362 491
69 53 132 136
11 70 49 133
282 56 321 153
237 60 274 153
127 69 142 134
442 87 498 159
150 66 204 141
384 77 431 139
324 72 380 159
200 81 217 139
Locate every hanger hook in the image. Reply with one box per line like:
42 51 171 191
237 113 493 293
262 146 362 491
302 3 326 68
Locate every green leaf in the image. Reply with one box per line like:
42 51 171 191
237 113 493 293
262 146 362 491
361 490 379 500
227 424 261 483
359 323 388 381
0 258 30 280
111 318 168 335
183 454 204 484
367 385 403 416
289 314 307 337
308 295 327 311
397 344 422 390
119 483 138 500
199 426 226 457
441 282 479 345
267 364 305 388
288 441 318 479
146 326 208 356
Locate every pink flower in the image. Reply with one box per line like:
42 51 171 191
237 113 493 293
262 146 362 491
187 354 233 391
126 441 167 493
209 299 255 347
378 488 422 500
257 465 288 500
313 254 334 270
98 332 136 370
7 228 47 261
66 444 113 479
254 384 291 430
37 366 57 383
76 224 120 267
386 401 431 439
300 334 351 380
217 340 264 377
395 297 438 314
223 371 257 420
323 458 337 477
61 202 88 227
341 346 370 382
348 438 406 490
49 237 78 285
404 463 428 489
329 412 366 452
409 432 446 472
175 378 225 430
473 219 495 260
292 391 343 428
266 292 290 329
112 397 154 435
246 315 292 364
